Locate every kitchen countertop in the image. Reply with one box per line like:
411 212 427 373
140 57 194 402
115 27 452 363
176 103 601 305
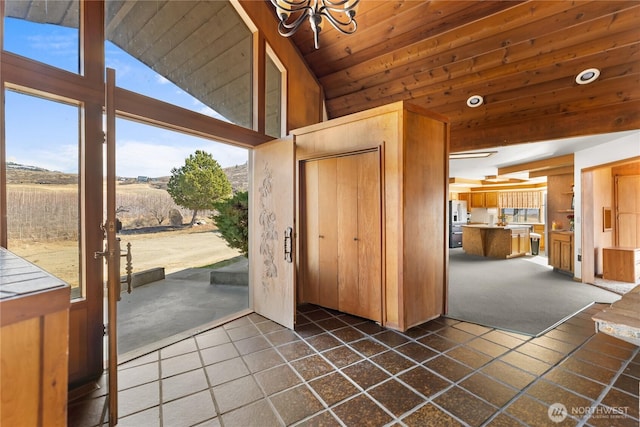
462 224 530 229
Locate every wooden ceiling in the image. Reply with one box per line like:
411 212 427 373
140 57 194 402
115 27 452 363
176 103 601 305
285 0 640 151
6 1 639 153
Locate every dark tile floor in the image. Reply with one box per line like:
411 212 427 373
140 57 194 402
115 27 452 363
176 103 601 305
69 303 640 427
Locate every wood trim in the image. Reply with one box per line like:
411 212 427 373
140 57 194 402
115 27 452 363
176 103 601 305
113 87 272 148
529 166 575 178
498 154 574 175
254 31 266 134
2 53 103 104
1 287 70 327
582 156 640 174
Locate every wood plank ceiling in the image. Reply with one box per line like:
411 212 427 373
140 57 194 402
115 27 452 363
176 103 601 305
6 1 639 152
285 0 640 151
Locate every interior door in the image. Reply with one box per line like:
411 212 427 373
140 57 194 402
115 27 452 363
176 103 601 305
356 150 382 322
616 175 640 247
249 137 295 329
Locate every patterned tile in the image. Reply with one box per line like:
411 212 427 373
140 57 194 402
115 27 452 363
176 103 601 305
101 304 640 427
332 394 393 427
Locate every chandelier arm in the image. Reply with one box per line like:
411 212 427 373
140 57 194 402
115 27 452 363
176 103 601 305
270 0 312 11
278 12 311 37
319 9 357 34
321 0 360 10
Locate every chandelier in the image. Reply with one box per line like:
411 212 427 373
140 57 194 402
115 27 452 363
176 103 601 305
270 0 360 49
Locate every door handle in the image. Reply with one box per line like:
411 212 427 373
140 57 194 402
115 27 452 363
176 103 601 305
284 227 293 263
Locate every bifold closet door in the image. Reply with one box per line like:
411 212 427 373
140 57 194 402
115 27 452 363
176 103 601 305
337 151 382 322
302 158 339 309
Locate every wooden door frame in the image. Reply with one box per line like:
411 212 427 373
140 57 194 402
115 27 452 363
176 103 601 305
580 156 640 284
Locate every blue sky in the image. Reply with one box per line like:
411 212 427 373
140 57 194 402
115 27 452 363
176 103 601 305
4 17 248 177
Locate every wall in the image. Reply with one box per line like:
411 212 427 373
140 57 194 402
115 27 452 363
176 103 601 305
574 129 640 280
592 168 613 275
238 1 324 132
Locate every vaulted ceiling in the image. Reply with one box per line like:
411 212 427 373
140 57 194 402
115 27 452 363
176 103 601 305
284 0 639 152
6 1 639 154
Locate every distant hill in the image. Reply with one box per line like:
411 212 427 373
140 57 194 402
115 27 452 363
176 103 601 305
7 162 79 185
6 161 248 192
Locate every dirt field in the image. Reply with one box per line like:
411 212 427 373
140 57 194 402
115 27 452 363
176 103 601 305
10 225 241 286
118 225 241 274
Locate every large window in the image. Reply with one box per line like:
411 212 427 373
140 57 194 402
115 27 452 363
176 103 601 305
3 0 80 74
501 208 541 224
105 0 253 128
4 89 82 294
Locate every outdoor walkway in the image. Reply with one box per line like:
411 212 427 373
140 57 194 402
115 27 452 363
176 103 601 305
118 267 248 355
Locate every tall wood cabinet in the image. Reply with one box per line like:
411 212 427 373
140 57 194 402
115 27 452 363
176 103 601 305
294 101 449 331
302 151 382 321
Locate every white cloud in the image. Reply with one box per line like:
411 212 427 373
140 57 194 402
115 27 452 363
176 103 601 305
116 140 247 178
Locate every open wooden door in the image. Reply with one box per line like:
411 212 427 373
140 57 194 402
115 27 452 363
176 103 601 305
249 137 296 329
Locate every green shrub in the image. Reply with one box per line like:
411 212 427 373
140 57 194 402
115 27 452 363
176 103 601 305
211 191 248 257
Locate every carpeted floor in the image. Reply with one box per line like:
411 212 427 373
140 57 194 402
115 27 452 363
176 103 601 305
447 249 621 336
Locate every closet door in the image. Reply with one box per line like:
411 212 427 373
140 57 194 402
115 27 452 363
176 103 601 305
301 158 338 309
337 151 382 322
337 155 360 315
317 158 339 308
357 151 382 322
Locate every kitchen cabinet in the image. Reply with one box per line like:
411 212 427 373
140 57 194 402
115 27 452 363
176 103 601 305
469 191 499 208
1 248 70 427
603 247 640 283
549 231 573 274
533 224 545 250
302 151 382 321
295 101 448 331
457 193 470 204
485 191 499 208
462 225 529 258
469 192 485 208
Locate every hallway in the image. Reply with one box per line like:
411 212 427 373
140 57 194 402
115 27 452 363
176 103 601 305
69 304 639 426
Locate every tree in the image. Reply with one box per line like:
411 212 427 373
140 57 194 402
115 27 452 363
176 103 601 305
167 150 232 226
211 191 248 257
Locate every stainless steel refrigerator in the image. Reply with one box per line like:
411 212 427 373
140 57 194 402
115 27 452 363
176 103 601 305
449 200 467 248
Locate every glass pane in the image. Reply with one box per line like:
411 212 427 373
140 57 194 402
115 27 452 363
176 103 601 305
3 0 80 74
4 89 82 297
114 117 249 354
265 53 283 138
105 0 253 127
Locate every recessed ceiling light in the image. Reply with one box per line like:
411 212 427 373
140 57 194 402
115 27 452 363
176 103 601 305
466 95 484 107
576 68 600 85
449 151 497 159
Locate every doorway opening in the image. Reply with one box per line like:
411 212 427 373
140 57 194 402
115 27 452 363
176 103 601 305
112 117 250 356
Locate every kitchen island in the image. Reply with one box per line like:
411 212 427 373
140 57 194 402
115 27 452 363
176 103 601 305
462 225 531 259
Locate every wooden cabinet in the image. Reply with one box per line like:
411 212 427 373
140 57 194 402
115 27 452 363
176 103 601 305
469 192 485 208
295 101 448 331
469 191 498 208
302 151 382 321
510 228 530 257
603 247 640 283
533 224 545 250
1 248 70 427
549 231 573 274
458 192 470 204
485 191 499 208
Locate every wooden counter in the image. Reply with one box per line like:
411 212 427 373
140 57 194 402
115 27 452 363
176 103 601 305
462 225 530 259
1 248 70 427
